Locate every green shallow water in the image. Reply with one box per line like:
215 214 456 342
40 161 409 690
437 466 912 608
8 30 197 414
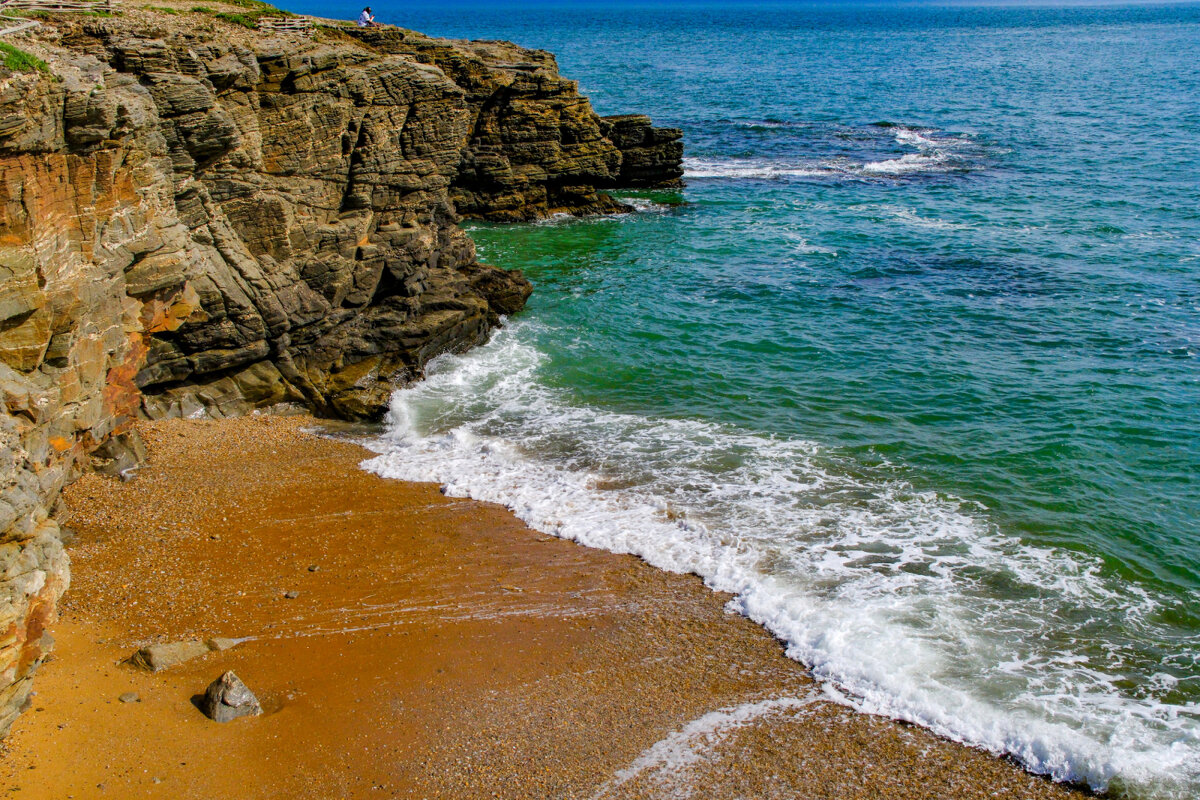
293 1 1200 794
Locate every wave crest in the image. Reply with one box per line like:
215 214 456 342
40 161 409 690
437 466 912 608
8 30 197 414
362 321 1199 799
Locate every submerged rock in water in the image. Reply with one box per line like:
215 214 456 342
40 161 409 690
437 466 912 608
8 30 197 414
200 671 262 723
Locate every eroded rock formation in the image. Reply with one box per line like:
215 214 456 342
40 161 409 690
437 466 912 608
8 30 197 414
0 13 682 733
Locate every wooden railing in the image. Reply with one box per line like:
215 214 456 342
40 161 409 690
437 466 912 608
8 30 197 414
0 15 40 35
0 0 114 13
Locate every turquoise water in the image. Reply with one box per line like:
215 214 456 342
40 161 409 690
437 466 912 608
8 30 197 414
293 1 1200 795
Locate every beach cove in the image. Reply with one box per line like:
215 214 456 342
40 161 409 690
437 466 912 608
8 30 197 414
0 0 1196 796
1 416 1088 799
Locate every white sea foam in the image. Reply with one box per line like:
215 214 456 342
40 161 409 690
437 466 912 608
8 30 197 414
623 196 671 214
888 206 968 230
592 694 820 799
849 203 970 231
863 126 976 175
685 126 974 181
893 127 940 147
527 197 670 226
362 321 1200 799
734 119 803 129
1122 230 1178 241
683 157 836 180
861 151 954 175
781 230 839 255
533 211 575 226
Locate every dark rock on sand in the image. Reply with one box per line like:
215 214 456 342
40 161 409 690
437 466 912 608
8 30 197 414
200 671 262 723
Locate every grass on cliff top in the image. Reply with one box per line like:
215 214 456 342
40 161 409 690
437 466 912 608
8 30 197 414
0 42 49 74
188 0 292 28
224 0 283 9
212 10 270 27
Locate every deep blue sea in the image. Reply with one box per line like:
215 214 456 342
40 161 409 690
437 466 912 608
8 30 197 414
286 1 1200 796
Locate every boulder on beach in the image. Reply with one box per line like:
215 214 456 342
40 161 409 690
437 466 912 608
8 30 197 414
200 671 262 723
129 637 245 671
205 637 243 652
128 641 211 672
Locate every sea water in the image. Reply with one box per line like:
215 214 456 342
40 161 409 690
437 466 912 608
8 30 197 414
286 1 1200 795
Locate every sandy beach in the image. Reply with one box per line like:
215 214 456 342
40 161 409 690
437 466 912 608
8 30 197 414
0 416 1088 799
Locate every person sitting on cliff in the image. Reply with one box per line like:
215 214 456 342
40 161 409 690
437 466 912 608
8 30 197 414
357 7 381 27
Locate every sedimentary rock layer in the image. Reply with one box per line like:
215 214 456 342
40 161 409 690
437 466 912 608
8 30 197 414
0 12 683 733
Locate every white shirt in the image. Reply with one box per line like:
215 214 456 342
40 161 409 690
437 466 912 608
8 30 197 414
357 10 372 26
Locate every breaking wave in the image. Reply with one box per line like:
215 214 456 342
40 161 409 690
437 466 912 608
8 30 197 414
362 321 1200 800
685 124 984 181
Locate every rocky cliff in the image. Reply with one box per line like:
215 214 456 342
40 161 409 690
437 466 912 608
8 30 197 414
0 9 682 734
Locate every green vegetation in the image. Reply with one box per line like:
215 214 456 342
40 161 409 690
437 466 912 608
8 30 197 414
213 10 257 27
223 0 294 15
144 5 183 13
189 0 292 27
0 41 50 74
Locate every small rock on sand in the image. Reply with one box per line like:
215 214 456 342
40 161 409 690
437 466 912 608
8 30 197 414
283 590 299 599
118 692 139 703
200 671 262 723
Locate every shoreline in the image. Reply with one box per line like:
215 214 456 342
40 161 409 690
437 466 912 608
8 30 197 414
0 415 1088 799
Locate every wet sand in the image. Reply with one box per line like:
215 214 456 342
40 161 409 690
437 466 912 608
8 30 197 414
0 416 1088 799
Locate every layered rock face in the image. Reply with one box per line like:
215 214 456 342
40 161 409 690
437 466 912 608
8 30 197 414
0 14 682 734
345 30 683 221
